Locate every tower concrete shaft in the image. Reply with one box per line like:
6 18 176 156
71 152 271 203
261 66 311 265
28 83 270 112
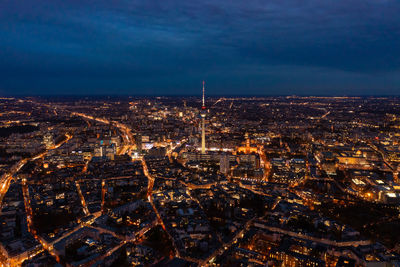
201 116 206 154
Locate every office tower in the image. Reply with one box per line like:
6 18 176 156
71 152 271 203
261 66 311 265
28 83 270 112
220 154 230 174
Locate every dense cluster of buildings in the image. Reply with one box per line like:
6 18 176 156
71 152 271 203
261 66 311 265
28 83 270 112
1 96 400 266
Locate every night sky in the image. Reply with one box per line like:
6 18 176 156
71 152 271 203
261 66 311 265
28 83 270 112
1 1 400 96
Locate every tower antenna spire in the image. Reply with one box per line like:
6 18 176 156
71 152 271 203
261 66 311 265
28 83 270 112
202 81 205 109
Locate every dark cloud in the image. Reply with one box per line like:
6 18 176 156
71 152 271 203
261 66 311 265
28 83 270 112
0 0 399 95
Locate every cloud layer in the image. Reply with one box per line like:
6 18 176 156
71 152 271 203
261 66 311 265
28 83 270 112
1 0 399 95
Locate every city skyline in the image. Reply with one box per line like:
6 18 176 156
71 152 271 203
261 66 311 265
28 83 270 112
2 1 400 265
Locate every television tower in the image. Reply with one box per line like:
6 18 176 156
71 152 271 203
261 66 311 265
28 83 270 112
201 81 206 154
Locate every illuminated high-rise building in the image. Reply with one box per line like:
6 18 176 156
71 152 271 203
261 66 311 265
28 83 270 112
220 154 230 174
43 132 54 149
201 81 206 154
135 133 142 153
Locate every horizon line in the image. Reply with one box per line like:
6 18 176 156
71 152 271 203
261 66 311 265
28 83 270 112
2 94 400 98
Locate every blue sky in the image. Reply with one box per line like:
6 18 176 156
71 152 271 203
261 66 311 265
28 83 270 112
1 0 399 95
